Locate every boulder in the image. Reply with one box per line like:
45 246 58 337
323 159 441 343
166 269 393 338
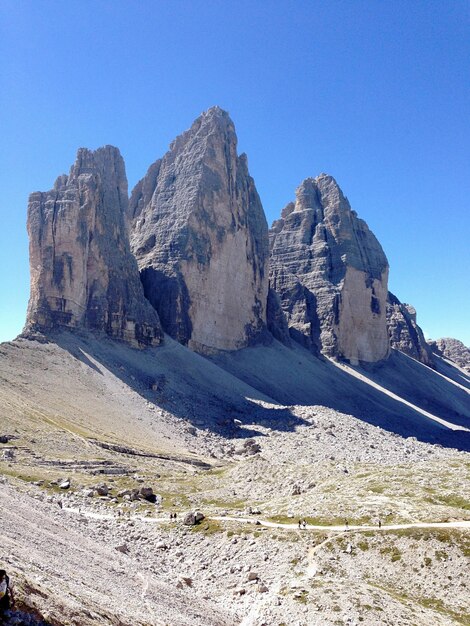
95 483 109 496
115 544 129 554
183 511 205 526
139 486 157 503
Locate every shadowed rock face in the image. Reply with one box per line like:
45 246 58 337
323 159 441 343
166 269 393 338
25 146 162 347
387 292 434 366
269 175 390 364
128 106 270 352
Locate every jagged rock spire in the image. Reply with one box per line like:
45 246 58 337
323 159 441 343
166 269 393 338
25 146 162 347
269 174 390 364
128 107 270 352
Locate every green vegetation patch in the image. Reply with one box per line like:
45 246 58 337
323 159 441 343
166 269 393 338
190 519 223 535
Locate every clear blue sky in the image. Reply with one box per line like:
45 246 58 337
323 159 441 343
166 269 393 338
1 0 469 344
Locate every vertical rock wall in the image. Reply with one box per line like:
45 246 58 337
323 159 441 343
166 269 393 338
269 174 390 364
25 146 162 347
386 292 434 366
128 107 270 352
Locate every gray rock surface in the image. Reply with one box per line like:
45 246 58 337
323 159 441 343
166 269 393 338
387 292 434 366
266 287 291 345
428 337 470 372
128 106 270 352
269 175 390 363
25 146 162 347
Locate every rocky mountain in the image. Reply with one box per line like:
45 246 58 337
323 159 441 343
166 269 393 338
128 106 269 353
24 146 162 347
23 109 466 376
5 106 470 626
269 175 390 364
386 292 434 366
428 337 470 372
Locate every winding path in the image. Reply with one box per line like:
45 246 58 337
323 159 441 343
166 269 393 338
210 515 470 532
63 506 470 532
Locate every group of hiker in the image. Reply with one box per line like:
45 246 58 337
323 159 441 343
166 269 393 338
169 512 178 520
297 518 383 531
0 569 15 622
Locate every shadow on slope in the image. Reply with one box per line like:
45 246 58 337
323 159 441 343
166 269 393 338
431 353 470 391
4 331 469 454
49 331 307 439
211 341 470 452
353 350 470 429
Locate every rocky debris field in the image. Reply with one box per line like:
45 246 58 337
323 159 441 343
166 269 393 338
1 332 469 625
2 398 470 626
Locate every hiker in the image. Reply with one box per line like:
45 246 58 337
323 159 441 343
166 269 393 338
302 519 307 529
298 519 302 529
345 519 349 531
378 518 382 529
0 570 14 620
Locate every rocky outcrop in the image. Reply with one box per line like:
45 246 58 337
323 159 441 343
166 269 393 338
428 338 470 372
266 288 291 346
269 175 390 364
128 106 269 352
25 146 162 347
386 292 434 366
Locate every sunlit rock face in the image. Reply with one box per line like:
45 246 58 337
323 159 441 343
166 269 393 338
25 146 162 347
387 292 434 366
128 107 270 353
269 174 390 364
428 337 470 372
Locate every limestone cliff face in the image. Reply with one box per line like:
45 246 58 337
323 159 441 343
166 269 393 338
269 175 390 364
25 146 162 347
386 292 434 366
128 106 270 352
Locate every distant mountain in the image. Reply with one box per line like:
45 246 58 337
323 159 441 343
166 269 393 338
428 337 470 372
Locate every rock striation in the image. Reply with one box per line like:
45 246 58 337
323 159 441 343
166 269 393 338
269 175 390 364
428 337 470 372
386 292 434 366
25 146 162 347
128 106 270 352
